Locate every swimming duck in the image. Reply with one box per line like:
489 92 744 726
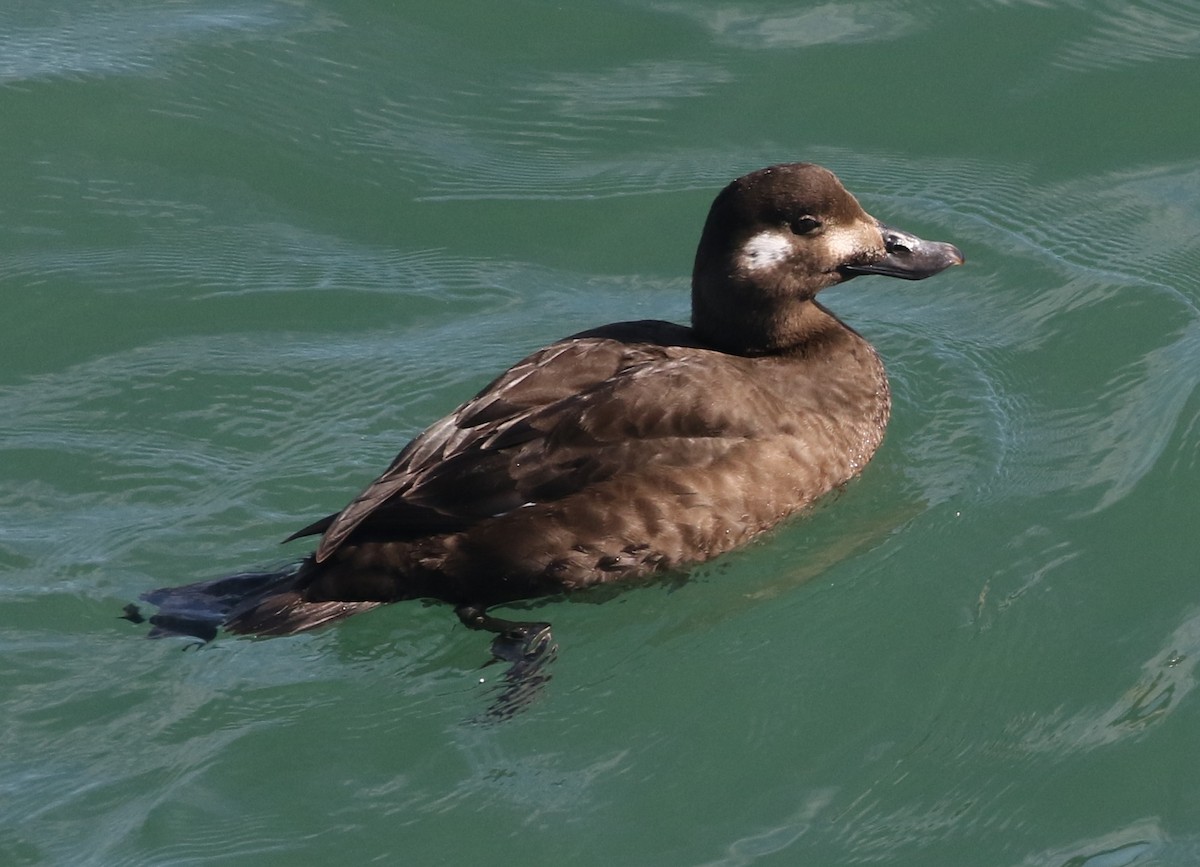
135 162 962 657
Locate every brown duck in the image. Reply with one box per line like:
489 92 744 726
135 162 962 661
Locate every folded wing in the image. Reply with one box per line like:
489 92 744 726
292 322 775 563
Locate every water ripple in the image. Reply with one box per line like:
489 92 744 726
650 1 920 49
520 60 733 120
1055 0 1200 71
1009 820 1163 867
1017 607 1200 753
0 3 336 84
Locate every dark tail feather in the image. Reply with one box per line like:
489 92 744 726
134 561 380 641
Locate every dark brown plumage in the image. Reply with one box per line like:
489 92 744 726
138 163 962 644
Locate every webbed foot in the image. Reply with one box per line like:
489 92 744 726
456 604 558 721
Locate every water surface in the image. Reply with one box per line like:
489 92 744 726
3 1 1200 864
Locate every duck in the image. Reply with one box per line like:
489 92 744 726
133 162 962 660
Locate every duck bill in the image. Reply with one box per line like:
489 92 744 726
843 221 964 281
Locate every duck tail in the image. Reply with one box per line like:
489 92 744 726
128 559 380 642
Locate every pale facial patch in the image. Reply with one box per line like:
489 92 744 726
739 231 792 271
821 224 870 262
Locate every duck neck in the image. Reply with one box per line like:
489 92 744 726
692 290 849 357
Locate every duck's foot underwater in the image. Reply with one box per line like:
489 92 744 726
455 604 558 722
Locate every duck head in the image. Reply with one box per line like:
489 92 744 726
691 162 963 355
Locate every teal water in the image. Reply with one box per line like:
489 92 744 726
4 1 1200 864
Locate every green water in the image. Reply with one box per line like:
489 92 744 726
4 1 1200 864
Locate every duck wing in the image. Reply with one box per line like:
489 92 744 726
293 321 769 563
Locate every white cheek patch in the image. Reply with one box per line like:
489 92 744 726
739 232 793 271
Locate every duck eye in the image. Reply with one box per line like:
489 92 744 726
789 216 821 235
